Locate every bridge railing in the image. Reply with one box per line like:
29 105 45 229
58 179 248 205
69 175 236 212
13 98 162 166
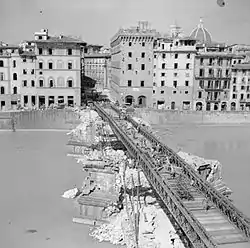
94 102 216 248
109 103 250 239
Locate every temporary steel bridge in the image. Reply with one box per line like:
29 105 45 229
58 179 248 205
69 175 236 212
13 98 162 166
93 102 250 248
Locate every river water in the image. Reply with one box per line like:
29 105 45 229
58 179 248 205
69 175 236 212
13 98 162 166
0 131 118 248
152 123 250 217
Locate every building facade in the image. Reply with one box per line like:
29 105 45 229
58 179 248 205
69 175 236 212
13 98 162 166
110 21 157 107
83 45 111 92
230 63 250 111
153 31 197 110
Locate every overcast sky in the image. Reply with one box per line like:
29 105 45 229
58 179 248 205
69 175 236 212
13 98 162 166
1 0 250 46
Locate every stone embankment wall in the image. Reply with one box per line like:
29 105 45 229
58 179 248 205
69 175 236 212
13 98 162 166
134 109 250 125
0 109 79 130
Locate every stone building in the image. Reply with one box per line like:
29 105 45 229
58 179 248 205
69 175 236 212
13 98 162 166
191 20 234 111
230 63 250 111
22 29 86 108
153 24 197 110
83 45 111 92
110 21 157 107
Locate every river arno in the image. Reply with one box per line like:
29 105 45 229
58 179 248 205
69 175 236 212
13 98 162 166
153 123 250 217
0 131 118 248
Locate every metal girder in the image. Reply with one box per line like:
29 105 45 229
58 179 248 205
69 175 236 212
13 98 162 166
109 104 250 239
93 103 216 248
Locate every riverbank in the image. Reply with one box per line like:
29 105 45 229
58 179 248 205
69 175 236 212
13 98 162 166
0 131 119 248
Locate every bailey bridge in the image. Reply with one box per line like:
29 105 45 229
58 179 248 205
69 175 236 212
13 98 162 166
93 102 250 248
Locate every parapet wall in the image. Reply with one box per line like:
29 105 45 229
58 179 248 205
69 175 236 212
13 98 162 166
133 109 250 125
0 109 79 130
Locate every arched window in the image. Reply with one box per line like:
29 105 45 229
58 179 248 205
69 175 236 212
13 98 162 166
0 86 5 94
0 60 4 67
38 77 44 87
67 78 74 87
39 60 43 69
13 87 17 94
48 78 54 88
57 60 64 69
57 77 65 87
13 73 17 80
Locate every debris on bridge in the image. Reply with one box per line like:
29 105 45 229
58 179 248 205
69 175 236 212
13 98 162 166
178 151 233 196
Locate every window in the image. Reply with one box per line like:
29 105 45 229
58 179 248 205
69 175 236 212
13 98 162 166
0 60 4 67
140 81 144 87
0 86 4 94
13 60 16 68
247 94 250 99
154 65 156 69
241 86 245 90
128 80 132 87
49 79 54 88
39 79 44 87
199 80 204 89
141 64 145 70
153 73 156 77
187 54 190 59
240 93 244 100
161 73 165 77
162 63 165 69
23 69 27 74
153 82 156 86
154 54 157 58
162 44 165 50
199 69 204 77
174 73 178 77
128 64 132 70
39 62 43 69
31 69 35 75
173 81 177 88
48 62 53 69
142 42 145 47
198 92 202 98
128 52 132 58
24 95 28 104
141 52 145 58
160 90 164 94
232 94 237 99
38 48 43 55
185 91 188 94
68 49 72 55
67 79 73 87
38 36 42 40
174 54 178 59
13 87 17 94
48 48 53 55
185 81 189 87
153 90 155 94
200 58 204 65
162 53 166 59
186 63 190 69
68 62 73 70
0 72 4 81
129 42 132 46
174 63 178 69
23 80 27 87
161 81 165 86
23 58 26 63
173 91 177 94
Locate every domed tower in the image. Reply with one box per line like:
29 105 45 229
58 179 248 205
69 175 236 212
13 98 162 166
190 18 212 44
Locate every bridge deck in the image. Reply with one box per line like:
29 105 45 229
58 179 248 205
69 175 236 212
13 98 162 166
102 105 250 247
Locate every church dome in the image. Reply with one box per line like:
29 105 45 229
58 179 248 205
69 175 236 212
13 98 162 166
190 19 212 44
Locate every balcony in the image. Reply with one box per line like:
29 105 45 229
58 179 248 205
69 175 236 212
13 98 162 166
204 87 224 92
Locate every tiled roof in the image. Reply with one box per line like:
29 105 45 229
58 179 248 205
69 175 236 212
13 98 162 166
31 36 86 45
232 63 250 70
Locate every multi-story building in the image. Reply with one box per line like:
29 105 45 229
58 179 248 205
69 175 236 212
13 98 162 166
153 24 197 110
230 63 250 111
22 29 86 108
110 21 157 107
191 20 234 111
83 45 111 92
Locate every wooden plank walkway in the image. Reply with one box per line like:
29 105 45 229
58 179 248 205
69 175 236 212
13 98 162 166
163 174 249 247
